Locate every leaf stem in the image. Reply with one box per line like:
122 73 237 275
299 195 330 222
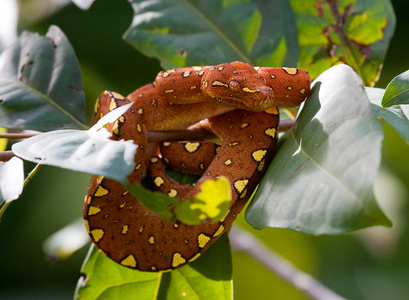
229 225 346 300
24 163 42 187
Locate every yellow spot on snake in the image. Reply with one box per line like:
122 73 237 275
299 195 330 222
111 92 124 99
165 89 175 93
282 67 298 75
240 188 248 199
234 179 249 194
88 206 101 216
163 141 171 147
184 142 200 153
265 107 279 115
91 229 104 242
287 86 293 91
151 266 157 271
154 176 164 187
94 99 100 113
135 163 142 170
224 159 232 166
113 121 119 135
258 159 265 172
172 253 186 268
252 150 267 162
242 87 258 93
150 157 159 163
148 235 155 244
189 253 201 262
190 85 197 90
86 196 91 205
137 108 143 115
139 225 144 233
119 201 127 208
183 71 191 77
109 99 117 111
211 80 228 88
94 185 109 197
136 123 142 133
121 255 137 268
240 123 249 128
84 219 90 233
213 225 225 237
300 88 306 94
168 189 178 198
198 233 211 248
265 127 277 138
121 225 129 234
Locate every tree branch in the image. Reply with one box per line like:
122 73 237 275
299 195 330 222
229 225 346 300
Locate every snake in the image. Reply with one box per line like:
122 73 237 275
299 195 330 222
83 61 310 272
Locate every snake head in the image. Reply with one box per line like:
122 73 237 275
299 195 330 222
201 62 274 111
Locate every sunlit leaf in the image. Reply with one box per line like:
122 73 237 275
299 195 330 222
0 156 24 207
43 218 89 261
382 69 409 107
126 177 231 225
124 0 299 68
12 103 137 184
366 87 409 144
173 177 231 224
290 0 395 86
75 234 232 300
0 25 86 131
246 65 391 234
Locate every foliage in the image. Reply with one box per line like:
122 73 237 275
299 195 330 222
1 0 409 299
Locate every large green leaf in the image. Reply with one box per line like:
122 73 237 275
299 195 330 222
246 64 391 234
12 103 137 184
75 233 232 300
290 0 395 86
366 87 409 144
382 69 409 107
0 25 86 131
124 0 299 69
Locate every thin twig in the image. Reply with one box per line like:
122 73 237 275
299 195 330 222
229 225 346 300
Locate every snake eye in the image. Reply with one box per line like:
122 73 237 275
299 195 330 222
229 80 240 92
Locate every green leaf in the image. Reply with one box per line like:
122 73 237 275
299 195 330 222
0 157 24 208
75 233 232 300
0 25 86 131
126 177 231 225
124 0 299 68
366 87 409 144
173 177 231 224
382 69 409 107
12 103 137 184
290 0 395 86
246 64 391 234
158 233 232 299
125 182 178 223
74 245 160 300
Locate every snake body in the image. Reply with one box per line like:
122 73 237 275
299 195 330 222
83 62 310 271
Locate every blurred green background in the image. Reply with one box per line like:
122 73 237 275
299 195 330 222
1 0 409 299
